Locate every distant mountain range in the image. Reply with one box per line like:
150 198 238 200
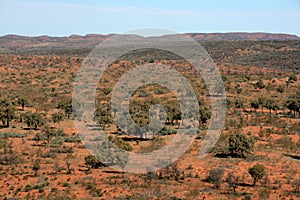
0 32 299 51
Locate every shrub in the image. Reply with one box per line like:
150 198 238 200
255 79 265 89
24 184 32 192
154 87 167 94
62 182 70 187
49 146 74 154
248 164 266 186
56 129 66 137
226 172 239 192
32 160 40 176
0 132 27 138
90 188 103 197
113 137 133 151
207 168 225 189
33 132 46 141
64 135 81 143
38 187 44 193
229 133 255 158
258 188 271 199
288 74 297 82
84 155 105 169
187 164 193 170
243 194 252 200
292 178 300 193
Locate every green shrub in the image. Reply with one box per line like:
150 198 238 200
248 164 266 186
90 188 103 197
24 184 32 192
38 187 44 193
84 155 105 169
64 135 81 143
0 132 27 138
62 182 70 187
85 182 94 190
33 132 46 141
229 133 255 158
111 136 133 151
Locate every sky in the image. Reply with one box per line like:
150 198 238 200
1 0 300 36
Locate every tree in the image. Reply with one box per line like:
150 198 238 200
285 99 300 117
255 79 265 89
116 151 128 173
32 159 41 176
94 105 113 130
101 88 111 96
229 133 255 158
248 164 266 186
276 85 284 97
258 96 267 113
199 107 211 125
112 136 133 151
84 155 105 170
0 99 16 127
19 112 26 123
41 125 55 144
226 172 240 192
25 112 44 130
58 99 72 119
17 98 28 111
292 178 300 193
207 168 225 189
288 74 297 83
235 84 242 97
166 104 181 125
286 74 298 88
265 99 275 114
170 163 182 181
271 102 280 115
65 147 75 175
146 169 156 187
66 161 72 174
234 99 244 110
250 100 260 112
0 133 17 165
52 112 63 129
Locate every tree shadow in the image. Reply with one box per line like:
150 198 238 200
238 182 253 187
121 137 151 142
285 153 300 160
214 152 243 158
102 170 124 174
0 125 9 129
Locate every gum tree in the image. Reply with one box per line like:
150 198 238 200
52 112 64 129
0 99 16 127
25 112 44 130
248 164 266 186
228 133 255 158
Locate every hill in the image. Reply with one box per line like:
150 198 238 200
0 32 299 52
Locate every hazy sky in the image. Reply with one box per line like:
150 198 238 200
1 0 299 36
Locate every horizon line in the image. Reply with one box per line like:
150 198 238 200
0 31 299 38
